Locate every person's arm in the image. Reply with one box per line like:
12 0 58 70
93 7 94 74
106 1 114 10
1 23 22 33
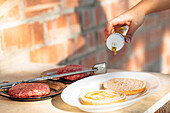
140 0 170 15
104 0 170 43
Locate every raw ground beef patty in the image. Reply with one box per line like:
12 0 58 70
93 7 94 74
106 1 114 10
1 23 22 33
8 83 50 98
57 64 89 81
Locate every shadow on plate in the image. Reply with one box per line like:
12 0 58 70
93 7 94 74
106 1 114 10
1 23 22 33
51 95 85 112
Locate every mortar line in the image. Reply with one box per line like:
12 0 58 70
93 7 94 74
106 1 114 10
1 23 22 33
0 31 2 55
0 0 18 17
43 22 49 44
20 0 25 20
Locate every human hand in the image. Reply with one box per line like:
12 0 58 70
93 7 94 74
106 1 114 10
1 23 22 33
104 8 145 43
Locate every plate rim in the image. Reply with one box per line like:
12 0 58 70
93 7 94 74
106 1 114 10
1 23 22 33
61 71 160 108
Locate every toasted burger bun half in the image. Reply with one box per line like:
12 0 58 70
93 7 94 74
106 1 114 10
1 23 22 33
80 90 126 105
102 78 146 95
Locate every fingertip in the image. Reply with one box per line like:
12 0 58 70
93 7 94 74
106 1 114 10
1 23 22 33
104 34 108 42
125 36 131 43
104 29 107 42
104 28 107 33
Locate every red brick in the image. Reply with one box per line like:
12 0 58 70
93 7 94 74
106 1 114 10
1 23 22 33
93 6 103 26
24 0 61 18
67 38 75 57
107 44 128 66
145 44 162 64
167 55 170 68
82 9 91 30
0 5 20 23
168 69 170 74
118 57 136 71
30 22 45 46
2 22 44 50
97 0 105 2
119 51 146 72
162 23 170 55
87 32 95 50
98 49 106 63
46 15 69 40
161 55 168 74
0 31 4 51
81 53 97 67
69 12 80 25
75 35 86 55
64 0 79 8
30 47 45 63
143 14 158 27
25 8 55 18
80 0 94 6
68 12 81 34
2 28 18 49
56 15 67 28
162 38 170 55
126 57 136 71
147 26 162 45
96 27 105 47
47 19 53 30
2 24 31 50
143 65 152 72
64 0 94 9
162 22 170 39
17 24 32 48
47 20 54 39
24 0 60 7
0 0 7 6
46 15 67 32
116 61 125 70
131 33 147 52
30 42 67 64
134 51 145 70
0 16 4 23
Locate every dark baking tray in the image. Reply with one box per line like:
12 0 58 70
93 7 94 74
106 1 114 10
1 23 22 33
40 68 93 84
0 81 66 101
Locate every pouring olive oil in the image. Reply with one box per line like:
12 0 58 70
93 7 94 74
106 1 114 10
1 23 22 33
106 26 129 55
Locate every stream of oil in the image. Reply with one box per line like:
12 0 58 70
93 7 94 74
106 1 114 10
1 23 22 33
112 47 117 55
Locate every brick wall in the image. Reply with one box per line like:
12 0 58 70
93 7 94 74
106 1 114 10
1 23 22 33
0 0 170 74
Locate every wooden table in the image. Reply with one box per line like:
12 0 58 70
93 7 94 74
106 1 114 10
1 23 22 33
0 63 169 113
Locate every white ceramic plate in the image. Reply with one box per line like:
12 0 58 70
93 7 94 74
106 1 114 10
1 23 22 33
61 72 160 112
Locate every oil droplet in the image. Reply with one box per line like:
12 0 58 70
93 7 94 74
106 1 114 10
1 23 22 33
112 47 117 55
84 91 117 100
115 26 127 34
114 81 118 84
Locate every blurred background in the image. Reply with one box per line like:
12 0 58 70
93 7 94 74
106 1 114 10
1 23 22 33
0 0 169 74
